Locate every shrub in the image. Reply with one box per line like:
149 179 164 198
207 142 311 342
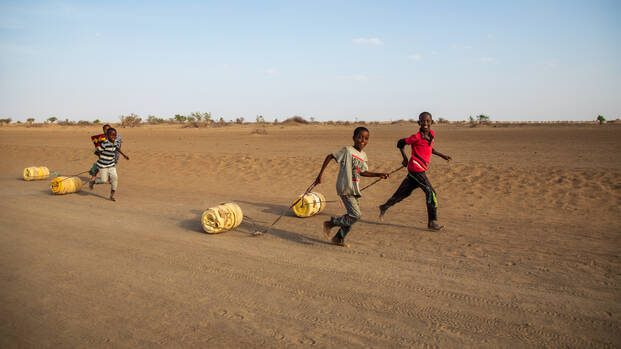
174 114 187 123
437 117 448 124
47 117 58 123
597 115 606 125
27 117 35 123
77 120 91 126
477 114 490 124
468 115 477 127
282 116 308 124
190 112 202 122
120 113 142 127
57 119 74 126
204 112 213 123
235 117 245 124
147 115 165 124
93 119 100 124
183 121 210 128
0 118 11 125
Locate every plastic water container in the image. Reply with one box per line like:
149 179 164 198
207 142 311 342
202 203 244 234
51 176 83 194
292 192 326 217
23 167 50 181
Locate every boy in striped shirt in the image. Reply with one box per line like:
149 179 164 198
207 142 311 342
88 128 130 201
378 112 451 230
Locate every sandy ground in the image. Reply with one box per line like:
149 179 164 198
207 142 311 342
1 123 620 348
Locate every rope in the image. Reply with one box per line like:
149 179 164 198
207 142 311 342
52 170 91 182
253 182 316 236
254 165 405 236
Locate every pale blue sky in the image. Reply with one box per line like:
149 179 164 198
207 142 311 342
1 1 619 122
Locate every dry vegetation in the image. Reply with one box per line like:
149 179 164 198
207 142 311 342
2 114 621 129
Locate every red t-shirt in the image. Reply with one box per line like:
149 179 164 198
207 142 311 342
404 129 435 172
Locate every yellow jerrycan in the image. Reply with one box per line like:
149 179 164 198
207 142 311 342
51 176 83 194
292 192 326 217
23 166 50 181
201 203 244 234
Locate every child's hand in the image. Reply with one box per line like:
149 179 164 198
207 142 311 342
402 159 408 168
444 155 452 161
124 154 130 160
380 173 390 179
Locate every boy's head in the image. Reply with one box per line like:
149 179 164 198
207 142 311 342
106 127 117 142
353 126 369 151
418 112 432 131
103 124 111 134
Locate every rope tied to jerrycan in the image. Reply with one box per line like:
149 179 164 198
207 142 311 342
253 165 405 236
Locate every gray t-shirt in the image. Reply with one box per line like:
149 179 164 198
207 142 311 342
332 146 369 196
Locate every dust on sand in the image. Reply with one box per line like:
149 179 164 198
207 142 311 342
1 123 620 348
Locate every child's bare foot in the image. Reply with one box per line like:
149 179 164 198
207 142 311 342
323 221 334 240
331 235 349 248
88 180 94 190
110 192 116 202
428 221 444 231
378 205 387 222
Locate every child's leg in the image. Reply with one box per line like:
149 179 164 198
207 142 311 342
331 195 361 242
88 163 99 189
108 167 118 201
379 175 417 220
99 167 110 185
409 172 440 228
88 162 99 176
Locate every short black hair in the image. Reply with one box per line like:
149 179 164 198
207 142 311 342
353 126 369 138
419 112 432 121
106 127 117 136
103 124 111 131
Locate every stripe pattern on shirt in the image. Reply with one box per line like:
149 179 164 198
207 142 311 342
96 140 117 168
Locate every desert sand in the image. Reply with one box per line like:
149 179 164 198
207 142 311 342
1 123 620 348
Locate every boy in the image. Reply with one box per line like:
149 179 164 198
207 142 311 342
89 124 124 178
378 112 451 230
314 127 390 247
88 128 129 201
88 124 111 178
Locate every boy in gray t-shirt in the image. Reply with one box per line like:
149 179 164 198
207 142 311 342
314 127 389 247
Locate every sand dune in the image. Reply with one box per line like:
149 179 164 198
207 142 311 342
1 124 619 348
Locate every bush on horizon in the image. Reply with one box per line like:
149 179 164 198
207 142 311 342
120 113 142 127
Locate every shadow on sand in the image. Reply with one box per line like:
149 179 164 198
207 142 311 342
178 203 333 246
236 199 419 231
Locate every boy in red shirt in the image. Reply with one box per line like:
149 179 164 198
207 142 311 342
378 112 451 230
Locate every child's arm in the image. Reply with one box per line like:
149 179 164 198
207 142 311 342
432 148 451 161
397 138 409 167
117 148 130 160
313 154 335 185
361 171 390 179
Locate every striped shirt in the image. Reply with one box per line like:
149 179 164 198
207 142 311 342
96 140 118 168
